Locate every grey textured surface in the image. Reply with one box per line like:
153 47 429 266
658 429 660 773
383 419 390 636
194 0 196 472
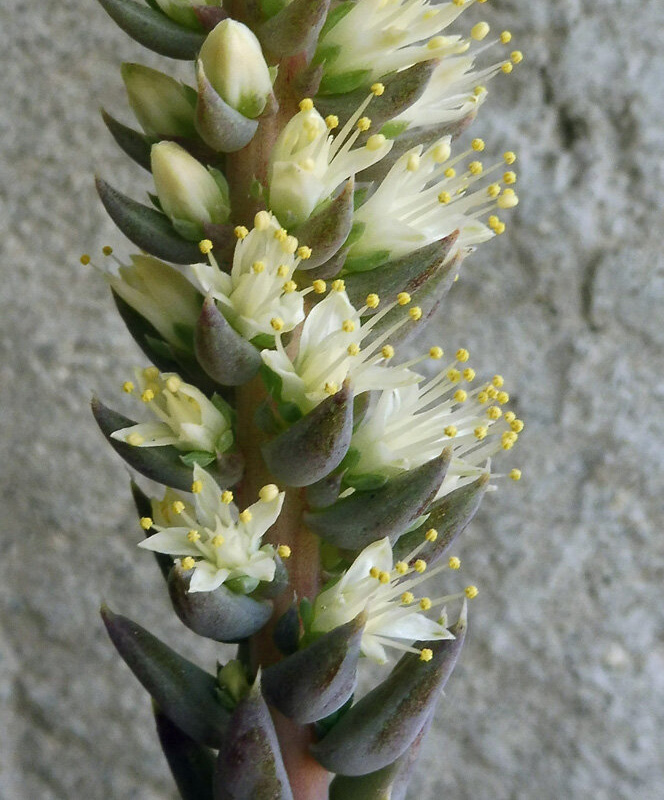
1 0 663 798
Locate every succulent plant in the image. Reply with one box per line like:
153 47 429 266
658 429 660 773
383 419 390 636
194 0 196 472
84 0 526 796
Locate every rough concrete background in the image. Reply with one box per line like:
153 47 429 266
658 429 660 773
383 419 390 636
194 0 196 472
1 0 663 798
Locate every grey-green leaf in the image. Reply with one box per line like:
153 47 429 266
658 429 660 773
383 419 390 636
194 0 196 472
293 178 355 269
258 0 330 58
101 109 152 171
195 62 259 153
154 706 216 800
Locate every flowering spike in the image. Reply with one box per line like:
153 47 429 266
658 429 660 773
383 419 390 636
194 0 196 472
310 606 467 775
194 296 262 386
214 676 293 800
262 611 366 723
304 449 451 549
100 605 230 748
95 177 202 264
258 0 330 58
95 0 206 60
167 563 273 642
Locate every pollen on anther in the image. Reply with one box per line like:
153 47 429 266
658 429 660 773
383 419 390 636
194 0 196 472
342 319 356 333
425 528 438 542
221 490 233 504
234 225 249 239
438 191 451 204
324 381 338 395
468 160 483 175
199 239 213 254
313 279 327 294
378 571 390 584
239 510 252 523
454 389 467 402
511 50 523 64
357 116 371 132
395 561 408 575
447 368 461 383
191 480 203 494
332 279 345 292
456 348 470 362
504 171 517 185
253 260 266 273
348 343 360 356
500 30 512 44
381 345 395 359
278 545 292 559
371 82 385 96
80 254 91 265
420 648 434 662
409 306 422 321
511 419 524 433
444 167 456 178
487 406 502 420
444 425 457 437
487 183 501 198
141 389 155 403
325 114 339 130
139 516 153 530
282 280 297 293
172 500 185 514
497 390 509 404
212 534 224 548
420 597 432 610
472 138 485 152
448 556 461 570
297 245 312 260
465 585 479 599
187 530 200 542
122 381 134 394
501 62 513 74
504 411 516 423
401 591 415 604
181 556 196 570
497 188 519 209
509 468 522 481
429 346 444 359
504 151 517 165
366 293 380 308
165 376 181 393
102 245 113 256
474 425 488 440
414 559 427 574
271 317 284 331
299 98 314 111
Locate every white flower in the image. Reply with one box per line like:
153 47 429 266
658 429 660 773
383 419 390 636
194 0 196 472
198 19 273 118
139 465 285 592
111 367 233 453
268 95 392 227
190 211 306 341
260 285 421 413
349 350 524 498
312 537 459 664
151 141 231 237
121 63 196 138
106 254 201 347
350 138 519 262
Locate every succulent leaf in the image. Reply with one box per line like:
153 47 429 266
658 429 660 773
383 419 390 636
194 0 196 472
154 705 216 800
101 109 153 171
258 0 330 58
195 62 259 153
292 178 355 270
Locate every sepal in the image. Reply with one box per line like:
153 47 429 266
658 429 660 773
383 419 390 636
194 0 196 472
258 0 330 58
303 449 451 549
262 612 365 723
154 706 216 800
310 606 467 775
261 382 353 487
101 606 230 747
292 178 354 270
195 61 259 153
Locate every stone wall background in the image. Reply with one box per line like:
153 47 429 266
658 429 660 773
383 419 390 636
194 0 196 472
1 0 663 797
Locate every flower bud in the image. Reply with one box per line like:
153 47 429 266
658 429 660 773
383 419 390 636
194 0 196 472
151 141 230 238
153 0 221 30
122 63 196 138
198 20 273 119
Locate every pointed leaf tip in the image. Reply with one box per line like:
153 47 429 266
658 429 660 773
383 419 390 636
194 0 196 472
258 0 330 58
293 178 355 269
195 62 259 153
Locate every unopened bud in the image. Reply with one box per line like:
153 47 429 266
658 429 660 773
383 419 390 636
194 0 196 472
122 63 196 137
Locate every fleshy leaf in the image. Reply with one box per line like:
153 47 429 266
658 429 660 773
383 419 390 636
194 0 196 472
310 607 467 775
101 109 152 171
258 0 330 58
96 177 202 264
304 450 451 549
272 605 300 656
214 677 293 800
262 611 365 723
154 705 216 800
195 62 259 153
292 178 354 269
261 382 353 487
168 564 273 642
194 296 263 386
95 0 206 59
101 606 230 747
301 245 349 282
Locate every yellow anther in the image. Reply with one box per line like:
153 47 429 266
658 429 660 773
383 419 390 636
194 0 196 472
342 319 356 333
395 561 408 575
463 367 476 382
473 85 486 96
325 114 339 130
428 35 447 48
488 214 500 228
277 544 292 559
487 406 502 420
500 30 512 44
511 50 523 64
487 183 501 199
503 171 517 185
274 228 288 242
477 391 488 404
509 468 522 481
456 348 470 362
504 411 516 423
370 566 380 579
472 138 485 152
122 381 134 394
347 343 360 356
494 222 506 234
504 151 517 165
181 556 196 570
102 245 113 256
165 376 181 393
252 260 266 273
378 570 391 584
465 585 479 599
397 291 411 305
221 490 233 504
139 516 153 530
299 98 314 111
414 559 427 574
502 62 513 74
234 225 249 239
332 279 345 292
447 368 461 383
497 188 519 209
429 346 444 360
438 191 452 204
239 509 253 523
381 345 395 359
432 141 451 163
127 433 144 446
364 293 380 309
277 264 290 278
454 389 467 403
187 530 200 542
297 245 312 260
409 306 422 321
468 160 483 175
474 425 488 441
501 431 518 449
371 82 385 96
144 366 159 380
497 390 509 404
448 556 461 570
419 597 432 611
511 418 524 433
401 591 415 604
407 153 420 172
444 167 456 178
366 133 387 151
283 235 299 254
80 254 91 265
141 389 155 403
487 386 498 399
271 317 284 331
492 374 504 387
444 425 457 437
425 528 438 542
324 382 338 395
198 239 213 255
357 116 371 131
420 648 434 662
191 480 203 494
471 21 490 41
172 500 185 514
312 279 327 294
282 280 297 294
258 484 279 503
212 534 224 548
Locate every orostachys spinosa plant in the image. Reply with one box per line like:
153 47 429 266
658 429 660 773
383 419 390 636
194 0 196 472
86 0 526 796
